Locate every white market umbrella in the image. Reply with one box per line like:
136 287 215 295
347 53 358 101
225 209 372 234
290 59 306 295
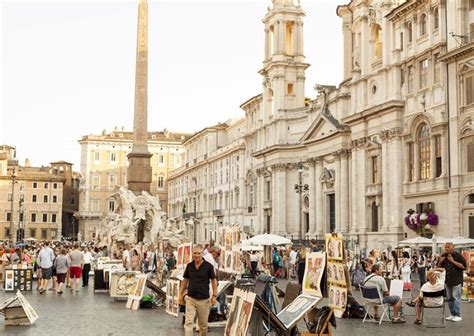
398 237 432 246
248 233 292 246
451 237 474 247
240 240 263 251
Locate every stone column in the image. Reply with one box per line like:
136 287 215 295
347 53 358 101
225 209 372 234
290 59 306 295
128 0 152 194
315 158 324 237
335 153 341 232
381 138 389 232
350 145 358 235
264 28 270 60
340 150 350 235
414 140 420 181
257 169 265 234
390 136 403 233
271 164 287 235
441 133 447 177
431 137 437 179
308 159 316 234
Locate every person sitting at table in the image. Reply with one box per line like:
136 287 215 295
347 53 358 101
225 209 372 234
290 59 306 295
363 264 405 323
406 268 445 325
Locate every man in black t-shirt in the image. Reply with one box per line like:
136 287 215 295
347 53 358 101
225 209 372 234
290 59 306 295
179 244 217 336
438 242 466 322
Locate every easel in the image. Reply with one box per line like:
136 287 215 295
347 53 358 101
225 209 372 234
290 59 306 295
0 291 38 326
302 308 334 336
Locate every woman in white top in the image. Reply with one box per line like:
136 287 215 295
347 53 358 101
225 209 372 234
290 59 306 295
390 250 400 279
400 252 412 284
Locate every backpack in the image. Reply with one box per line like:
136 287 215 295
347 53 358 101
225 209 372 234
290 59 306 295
351 266 366 288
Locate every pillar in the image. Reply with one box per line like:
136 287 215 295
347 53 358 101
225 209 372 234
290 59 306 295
315 158 324 237
340 150 350 235
335 153 341 232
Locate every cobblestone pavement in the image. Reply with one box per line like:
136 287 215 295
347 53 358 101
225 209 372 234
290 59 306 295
0 279 473 336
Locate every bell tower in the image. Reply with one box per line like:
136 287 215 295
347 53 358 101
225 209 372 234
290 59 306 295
260 0 309 121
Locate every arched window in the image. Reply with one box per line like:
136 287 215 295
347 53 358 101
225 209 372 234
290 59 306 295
371 24 382 60
419 123 431 180
420 14 427 36
433 8 439 29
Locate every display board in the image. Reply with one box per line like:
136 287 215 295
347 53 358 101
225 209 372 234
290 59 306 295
0 290 38 325
224 288 256 336
218 225 243 273
165 279 180 317
325 233 347 318
277 294 322 329
109 271 140 298
176 243 192 270
4 267 33 292
126 274 148 310
302 252 325 297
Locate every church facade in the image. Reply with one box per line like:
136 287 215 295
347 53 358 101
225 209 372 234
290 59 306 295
168 0 474 251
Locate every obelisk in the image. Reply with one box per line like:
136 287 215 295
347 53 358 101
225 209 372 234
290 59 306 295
127 0 152 194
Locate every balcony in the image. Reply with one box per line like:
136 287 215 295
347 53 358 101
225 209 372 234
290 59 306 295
74 211 102 219
365 183 382 196
213 209 223 216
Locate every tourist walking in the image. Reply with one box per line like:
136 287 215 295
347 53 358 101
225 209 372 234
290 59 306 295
250 251 259 277
68 244 84 292
297 247 306 285
54 248 69 295
37 241 55 294
438 242 466 322
179 245 217 336
82 247 92 287
417 253 427 284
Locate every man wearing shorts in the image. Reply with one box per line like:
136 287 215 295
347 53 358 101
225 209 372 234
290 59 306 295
68 244 84 292
37 241 55 294
363 264 405 323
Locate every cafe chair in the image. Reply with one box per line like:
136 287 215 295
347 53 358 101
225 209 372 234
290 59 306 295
421 289 446 328
359 285 391 325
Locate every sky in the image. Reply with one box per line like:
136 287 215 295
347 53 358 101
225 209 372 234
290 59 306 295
1 0 343 168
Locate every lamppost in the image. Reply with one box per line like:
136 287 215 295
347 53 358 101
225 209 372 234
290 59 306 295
17 188 24 242
294 162 309 242
9 167 17 243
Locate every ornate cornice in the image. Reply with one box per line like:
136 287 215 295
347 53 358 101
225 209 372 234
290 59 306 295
379 127 403 142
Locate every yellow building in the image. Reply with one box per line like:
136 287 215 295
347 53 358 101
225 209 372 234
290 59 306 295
75 128 191 240
0 146 66 241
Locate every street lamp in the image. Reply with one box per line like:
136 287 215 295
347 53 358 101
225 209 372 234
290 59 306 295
9 167 17 243
294 162 309 241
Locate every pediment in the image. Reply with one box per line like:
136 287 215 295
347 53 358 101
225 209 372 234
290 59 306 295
301 108 348 143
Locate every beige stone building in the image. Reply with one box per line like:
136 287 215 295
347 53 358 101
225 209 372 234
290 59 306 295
167 119 247 243
0 146 67 241
75 128 191 240
167 0 474 251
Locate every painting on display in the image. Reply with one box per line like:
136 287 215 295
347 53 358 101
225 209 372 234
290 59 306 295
225 251 233 272
325 235 343 261
326 261 346 286
183 243 192 266
176 245 184 269
166 279 180 317
302 252 326 297
4 269 14 291
232 246 242 274
224 288 256 336
328 285 347 313
109 271 139 298
277 294 322 329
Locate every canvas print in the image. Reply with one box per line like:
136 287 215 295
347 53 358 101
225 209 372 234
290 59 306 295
234 292 256 336
176 245 184 269
131 274 147 299
232 248 242 274
277 294 322 329
183 243 192 266
327 261 346 286
166 279 180 317
328 285 347 313
302 252 326 297
225 251 233 272
5 270 14 291
325 234 343 261
224 288 243 336
110 271 139 298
